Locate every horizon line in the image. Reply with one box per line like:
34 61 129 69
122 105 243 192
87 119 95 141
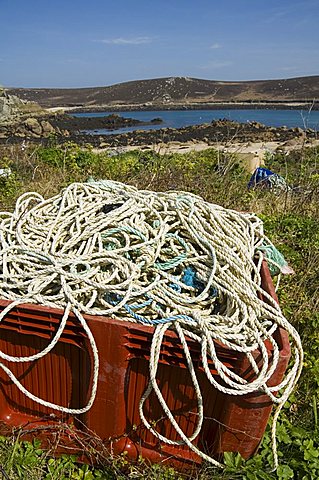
5 74 319 90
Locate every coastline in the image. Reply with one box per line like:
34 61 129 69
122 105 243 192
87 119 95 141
61 101 319 114
106 138 319 154
94 137 319 174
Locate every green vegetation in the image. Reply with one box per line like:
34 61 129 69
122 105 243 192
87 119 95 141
0 141 318 479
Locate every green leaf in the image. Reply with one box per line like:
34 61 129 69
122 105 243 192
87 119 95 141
277 464 294 479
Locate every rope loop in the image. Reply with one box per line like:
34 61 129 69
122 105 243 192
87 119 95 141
0 180 303 470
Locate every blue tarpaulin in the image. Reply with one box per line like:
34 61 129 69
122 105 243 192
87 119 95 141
248 167 288 191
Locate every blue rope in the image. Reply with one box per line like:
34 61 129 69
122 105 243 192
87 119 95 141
101 226 147 242
125 298 153 309
105 263 219 326
154 233 189 271
105 293 196 325
122 303 197 325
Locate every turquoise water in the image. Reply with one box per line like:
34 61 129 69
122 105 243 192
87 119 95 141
73 109 319 135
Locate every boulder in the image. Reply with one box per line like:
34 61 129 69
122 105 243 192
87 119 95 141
23 118 42 136
284 139 298 147
40 120 55 135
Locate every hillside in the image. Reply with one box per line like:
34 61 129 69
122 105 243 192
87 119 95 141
7 76 319 109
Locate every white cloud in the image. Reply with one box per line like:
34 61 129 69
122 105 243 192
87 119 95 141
99 36 152 45
210 43 221 50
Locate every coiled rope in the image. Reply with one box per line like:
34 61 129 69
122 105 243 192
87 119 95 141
0 180 303 469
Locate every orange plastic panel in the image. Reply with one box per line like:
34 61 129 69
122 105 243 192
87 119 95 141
0 261 290 467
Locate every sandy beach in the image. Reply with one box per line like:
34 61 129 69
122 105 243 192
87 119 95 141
93 136 319 173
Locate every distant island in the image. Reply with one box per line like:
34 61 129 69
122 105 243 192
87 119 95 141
7 75 319 111
1 77 319 150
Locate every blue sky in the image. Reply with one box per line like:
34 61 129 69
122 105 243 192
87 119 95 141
1 0 319 88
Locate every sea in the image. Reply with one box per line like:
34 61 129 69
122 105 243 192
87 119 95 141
72 108 319 135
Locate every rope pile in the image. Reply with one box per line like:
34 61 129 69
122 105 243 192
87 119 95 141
0 180 303 469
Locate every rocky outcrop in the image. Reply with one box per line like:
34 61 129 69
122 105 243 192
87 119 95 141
74 119 313 149
0 89 42 124
0 91 23 123
12 117 59 138
47 112 163 132
0 116 60 139
0 89 60 139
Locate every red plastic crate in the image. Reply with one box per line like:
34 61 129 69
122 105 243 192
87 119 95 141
0 261 290 467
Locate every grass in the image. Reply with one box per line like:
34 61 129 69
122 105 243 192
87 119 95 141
0 140 318 478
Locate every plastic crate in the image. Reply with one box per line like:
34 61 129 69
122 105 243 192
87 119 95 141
0 261 290 467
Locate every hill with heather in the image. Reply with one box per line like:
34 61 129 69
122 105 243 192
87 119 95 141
7 75 319 109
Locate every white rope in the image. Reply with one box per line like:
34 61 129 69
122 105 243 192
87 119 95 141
0 180 303 469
